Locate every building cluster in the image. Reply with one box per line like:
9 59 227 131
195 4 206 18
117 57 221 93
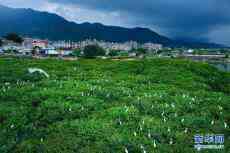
51 39 163 51
0 37 163 56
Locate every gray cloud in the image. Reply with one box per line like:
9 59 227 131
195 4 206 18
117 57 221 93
47 0 230 45
0 0 230 45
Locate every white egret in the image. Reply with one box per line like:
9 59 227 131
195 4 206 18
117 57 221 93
181 118 184 123
28 68 49 78
125 147 129 153
153 140 157 148
167 127 171 133
134 132 137 137
184 128 188 133
169 138 173 145
211 120 214 125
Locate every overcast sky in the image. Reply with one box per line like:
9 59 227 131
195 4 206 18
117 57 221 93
0 0 230 45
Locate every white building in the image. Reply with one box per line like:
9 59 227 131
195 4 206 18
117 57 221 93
18 48 32 55
2 45 21 51
142 43 163 50
52 41 78 49
22 38 33 49
43 47 59 55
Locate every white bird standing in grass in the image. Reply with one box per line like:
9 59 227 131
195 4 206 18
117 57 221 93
140 145 147 153
163 117 167 123
218 105 223 110
148 130 152 139
169 138 173 145
125 147 129 153
10 124 14 129
224 122 228 128
125 106 129 112
134 131 137 137
167 127 171 133
211 120 214 125
153 140 157 148
161 111 165 117
148 132 151 139
118 119 122 125
2 87 6 93
28 68 49 78
181 118 184 123
139 125 143 131
184 128 188 133
142 120 145 125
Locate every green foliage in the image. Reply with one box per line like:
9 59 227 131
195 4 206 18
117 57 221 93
134 48 147 55
72 49 81 57
192 50 209 55
4 33 23 44
118 51 129 57
108 50 119 57
83 45 106 58
0 57 229 153
4 49 18 54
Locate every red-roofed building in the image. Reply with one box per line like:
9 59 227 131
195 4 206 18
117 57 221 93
32 40 48 49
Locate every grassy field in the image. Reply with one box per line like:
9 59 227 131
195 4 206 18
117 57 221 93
0 56 229 153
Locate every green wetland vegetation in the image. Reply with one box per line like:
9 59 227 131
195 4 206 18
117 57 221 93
0 57 229 153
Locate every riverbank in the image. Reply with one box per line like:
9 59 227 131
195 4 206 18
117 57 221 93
178 54 230 72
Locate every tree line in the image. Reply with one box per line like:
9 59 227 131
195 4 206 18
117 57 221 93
0 33 23 46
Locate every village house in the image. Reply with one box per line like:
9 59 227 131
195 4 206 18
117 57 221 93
32 39 48 49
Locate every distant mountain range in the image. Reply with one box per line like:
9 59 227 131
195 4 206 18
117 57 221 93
0 5 226 48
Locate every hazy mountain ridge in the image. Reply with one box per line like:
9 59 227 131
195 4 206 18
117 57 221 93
0 5 225 48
